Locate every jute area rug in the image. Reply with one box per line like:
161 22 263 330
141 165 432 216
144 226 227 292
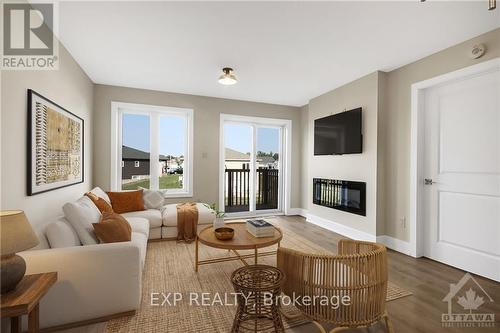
106 218 412 332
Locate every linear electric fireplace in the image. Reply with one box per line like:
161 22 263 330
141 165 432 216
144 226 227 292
313 178 366 216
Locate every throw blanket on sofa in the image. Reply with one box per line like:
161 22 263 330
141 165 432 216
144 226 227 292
176 202 199 243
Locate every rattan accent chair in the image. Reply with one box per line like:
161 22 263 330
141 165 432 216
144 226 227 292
277 240 393 333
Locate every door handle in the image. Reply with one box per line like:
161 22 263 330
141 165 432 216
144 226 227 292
424 178 438 185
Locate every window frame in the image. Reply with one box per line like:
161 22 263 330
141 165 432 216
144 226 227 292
111 102 194 198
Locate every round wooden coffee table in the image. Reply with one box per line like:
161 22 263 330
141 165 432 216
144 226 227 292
195 222 282 272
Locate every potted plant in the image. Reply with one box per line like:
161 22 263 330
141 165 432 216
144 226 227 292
205 203 225 229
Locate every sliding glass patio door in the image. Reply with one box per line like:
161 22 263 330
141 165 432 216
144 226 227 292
255 127 281 211
223 123 252 213
222 117 284 216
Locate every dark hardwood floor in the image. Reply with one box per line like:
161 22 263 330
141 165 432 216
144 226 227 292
272 215 500 333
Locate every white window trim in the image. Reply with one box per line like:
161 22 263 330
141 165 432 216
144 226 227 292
111 101 194 198
219 114 292 217
134 161 140 167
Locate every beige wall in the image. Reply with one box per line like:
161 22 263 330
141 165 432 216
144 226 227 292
0 45 94 235
305 72 381 236
384 28 500 241
93 85 302 208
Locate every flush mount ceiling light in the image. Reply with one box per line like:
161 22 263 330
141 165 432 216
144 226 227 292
218 67 237 85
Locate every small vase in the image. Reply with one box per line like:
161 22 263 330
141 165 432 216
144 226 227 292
214 217 225 229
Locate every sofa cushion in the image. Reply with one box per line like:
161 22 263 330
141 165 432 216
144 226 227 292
63 196 100 245
142 189 165 210
90 187 111 205
162 203 215 227
161 226 177 239
121 209 162 228
107 190 145 214
124 217 150 238
131 231 148 268
45 218 81 248
149 227 161 240
93 212 132 243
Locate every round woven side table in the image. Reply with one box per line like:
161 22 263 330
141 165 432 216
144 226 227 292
231 265 285 333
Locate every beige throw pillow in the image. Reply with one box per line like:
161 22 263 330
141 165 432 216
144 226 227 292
142 189 164 209
62 196 101 245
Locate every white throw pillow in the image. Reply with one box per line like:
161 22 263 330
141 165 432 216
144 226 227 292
62 196 101 245
90 187 111 204
45 218 81 248
142 189 164 209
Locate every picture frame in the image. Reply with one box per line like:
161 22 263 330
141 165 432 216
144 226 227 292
27 89 84 195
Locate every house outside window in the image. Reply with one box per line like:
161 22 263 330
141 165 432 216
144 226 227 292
111 102 193 197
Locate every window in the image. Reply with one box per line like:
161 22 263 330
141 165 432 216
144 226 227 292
121 114 150 189
111 102 193 197
159 115 186 190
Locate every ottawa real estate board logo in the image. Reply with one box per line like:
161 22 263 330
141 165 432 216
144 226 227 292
2 2 58 70
442 273 495 328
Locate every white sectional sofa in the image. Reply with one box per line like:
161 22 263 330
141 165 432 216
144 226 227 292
120 202 214 240
17 187 215 330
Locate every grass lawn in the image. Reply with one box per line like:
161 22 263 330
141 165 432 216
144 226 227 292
122 174 181 191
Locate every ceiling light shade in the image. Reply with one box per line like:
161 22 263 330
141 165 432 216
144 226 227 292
218 67 237 85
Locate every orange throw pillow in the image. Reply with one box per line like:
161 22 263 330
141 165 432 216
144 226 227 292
92 212 132 243
106 190 145 214
85 192 114 214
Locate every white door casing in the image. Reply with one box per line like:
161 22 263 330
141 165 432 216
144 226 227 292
422 66 500 282
219 114 292 218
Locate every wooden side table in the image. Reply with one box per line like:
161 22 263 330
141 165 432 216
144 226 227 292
1 272 57 333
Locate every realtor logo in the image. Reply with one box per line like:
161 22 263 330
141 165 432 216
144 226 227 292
442 273 495 328
2 2 58 69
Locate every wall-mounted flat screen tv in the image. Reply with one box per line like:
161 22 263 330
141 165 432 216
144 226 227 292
314 107 362 155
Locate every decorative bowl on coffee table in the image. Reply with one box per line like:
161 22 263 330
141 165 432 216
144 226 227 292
214 227 234 240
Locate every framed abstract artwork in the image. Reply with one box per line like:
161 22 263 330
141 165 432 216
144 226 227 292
27 89 84 195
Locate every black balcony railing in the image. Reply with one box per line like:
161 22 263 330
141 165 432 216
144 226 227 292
225 168 279 212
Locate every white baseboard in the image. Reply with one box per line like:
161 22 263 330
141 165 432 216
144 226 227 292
287 208 308 217
305 212 376 242
286 210 412 256
376 235 412 255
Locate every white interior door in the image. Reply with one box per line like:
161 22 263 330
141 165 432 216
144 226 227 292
423 68 500 281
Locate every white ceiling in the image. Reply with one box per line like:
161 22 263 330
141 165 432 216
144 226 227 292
58 1 500 106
